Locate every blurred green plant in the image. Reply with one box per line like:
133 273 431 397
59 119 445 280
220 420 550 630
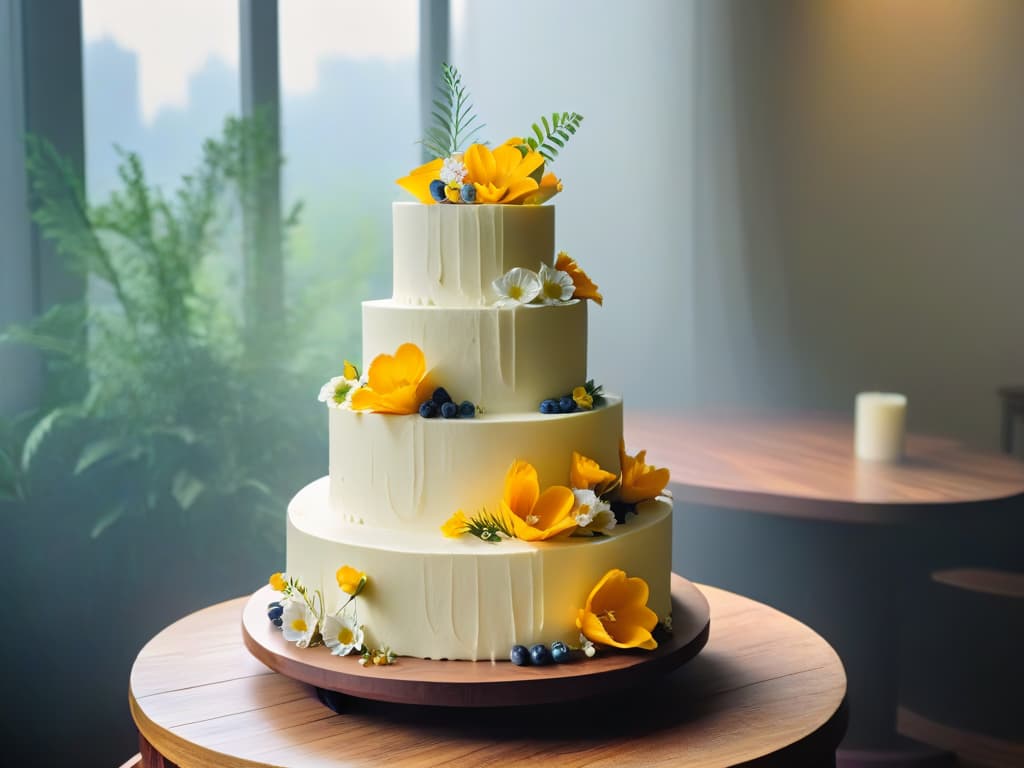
0 115 327 545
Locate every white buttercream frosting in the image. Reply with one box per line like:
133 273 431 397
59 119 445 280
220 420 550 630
329 398 624 532
287 477 672 661
391 202 555 307
362 299 587 414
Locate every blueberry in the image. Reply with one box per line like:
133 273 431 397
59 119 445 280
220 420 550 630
271 618 283 628
429 179 447 202
441 401 458 418
459 400 476 418
419 400 438 418
460 183 477 203
551 641 570 663
267 602 283 622
559 396 576 413
529 643 552 666
432 387 452 405
540 399 560 414
510 644 529 666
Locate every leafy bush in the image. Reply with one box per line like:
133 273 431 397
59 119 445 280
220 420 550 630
1 116 328 548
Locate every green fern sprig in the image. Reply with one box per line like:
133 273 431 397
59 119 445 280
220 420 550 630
464 507 515 544
520 112 584 163
584 378 606 407
421 63 486 159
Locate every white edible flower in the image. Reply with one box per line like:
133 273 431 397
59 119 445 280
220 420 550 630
571 488 616 532
318 375 359 409
492 267 541 307
322 614 365 657
439 154 467 185
537 263 574 304
281 600 317 648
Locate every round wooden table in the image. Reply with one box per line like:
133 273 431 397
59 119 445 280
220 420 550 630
129 584 847 768
626 411 1024 765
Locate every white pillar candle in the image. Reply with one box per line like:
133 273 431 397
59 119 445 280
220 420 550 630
855 392 907 462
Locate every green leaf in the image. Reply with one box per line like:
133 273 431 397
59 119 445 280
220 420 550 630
90 503 126 539
21 409 67 473
417 63 486 158
74 437 132 475
172 469 205 510
521 112 583 165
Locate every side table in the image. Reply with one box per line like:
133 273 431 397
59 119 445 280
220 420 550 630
129 584 847 767
626 410 1024 765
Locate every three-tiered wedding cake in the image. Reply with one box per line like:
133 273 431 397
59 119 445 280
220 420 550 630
285 202 673 661
275 66 672 664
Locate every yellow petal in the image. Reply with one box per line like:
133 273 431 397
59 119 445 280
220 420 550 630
473 182 508 204
269 572 286 591
464 143 495 185
441 510 468 538
531 485 575 529
503 460 540 520
571 451 616 490
619 440 671 504
501 177 542 204
523 172 563 205
343 360 358 380
396 158 443 204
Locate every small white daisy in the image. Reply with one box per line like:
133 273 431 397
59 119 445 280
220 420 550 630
317 376 359 409
281 600 317 648
571 488 616 532
492 267 541 307
322 614 365 657
537 263 574 304
440 154 467 185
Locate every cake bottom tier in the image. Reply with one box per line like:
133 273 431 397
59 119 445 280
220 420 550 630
287 477 673 661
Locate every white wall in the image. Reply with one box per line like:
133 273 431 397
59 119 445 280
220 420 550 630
452 0 697 406
454 0 1024 449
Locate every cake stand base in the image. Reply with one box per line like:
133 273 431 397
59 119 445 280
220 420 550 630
242 573 710 708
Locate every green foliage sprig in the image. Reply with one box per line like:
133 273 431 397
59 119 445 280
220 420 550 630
520 112 584 163
583 378 606 407
464 508 515 544
421 63 486 159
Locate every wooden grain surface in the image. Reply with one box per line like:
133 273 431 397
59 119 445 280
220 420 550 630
129 583 847 768
241 576 709 707
625 411 1024 524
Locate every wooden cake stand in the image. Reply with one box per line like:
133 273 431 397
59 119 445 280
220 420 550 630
241 573 710 708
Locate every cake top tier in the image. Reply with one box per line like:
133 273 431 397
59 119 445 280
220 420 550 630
392 203 555 307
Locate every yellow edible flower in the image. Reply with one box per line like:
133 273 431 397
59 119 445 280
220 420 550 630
269 572 286 592
523 171 563 205
343 360 358 380
556 252 603 305
500 460 577 541
571 451 616 490
465 140 545 204
576 568 658 650
350 342 433 415
618 440 671 505
572 386 593 411
441 510 469 538
395 157 444 204
335 565 366 596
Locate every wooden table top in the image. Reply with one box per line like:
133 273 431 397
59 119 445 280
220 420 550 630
625 410 1024 524
129 585 847 768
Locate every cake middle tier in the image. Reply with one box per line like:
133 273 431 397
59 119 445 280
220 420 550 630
362 299 587 414
330 397 623 532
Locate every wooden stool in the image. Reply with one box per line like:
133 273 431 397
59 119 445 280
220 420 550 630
997 386 1024 454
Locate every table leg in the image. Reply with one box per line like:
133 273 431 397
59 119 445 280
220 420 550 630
673 503 953 766
139 734 179 768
